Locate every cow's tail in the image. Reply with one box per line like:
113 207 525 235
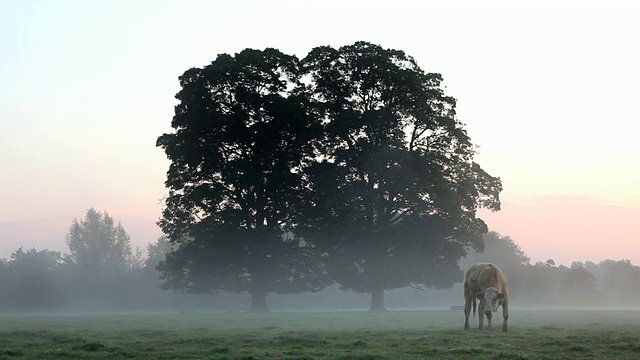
472 297 477 318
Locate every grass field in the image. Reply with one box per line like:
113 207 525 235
1 310 640 359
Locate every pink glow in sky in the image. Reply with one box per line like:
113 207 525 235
480 196 640 266
1 1 639 265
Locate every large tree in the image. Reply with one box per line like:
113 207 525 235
298 42 502 310
156 48 328 312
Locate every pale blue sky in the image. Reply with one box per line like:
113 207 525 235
1 0 639 263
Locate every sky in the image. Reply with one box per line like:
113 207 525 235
1 0 638 266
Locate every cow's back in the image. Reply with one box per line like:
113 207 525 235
465 263 507 294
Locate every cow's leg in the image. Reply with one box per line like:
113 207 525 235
464 285 471 330
502 300 509 332
478 300 485 330
485 310 493 331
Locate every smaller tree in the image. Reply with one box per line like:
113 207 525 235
461 231 530 269
10 247 62 272
5 248 65 309
146 235 172 269
461 231 531 296
560 262 597 298
601 259 640 296
517 260 562 301
0 258 7 306
66 208 135 272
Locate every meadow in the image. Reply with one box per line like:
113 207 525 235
1 309 640 359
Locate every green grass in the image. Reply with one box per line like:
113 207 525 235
1 310 640 359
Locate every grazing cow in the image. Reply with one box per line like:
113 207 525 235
464 263 509 331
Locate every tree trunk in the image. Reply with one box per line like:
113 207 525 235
249 289 270 313
369 287 386 311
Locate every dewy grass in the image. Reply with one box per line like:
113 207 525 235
1 310 640 359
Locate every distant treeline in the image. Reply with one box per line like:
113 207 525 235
1 210 638 312
461 232 640 308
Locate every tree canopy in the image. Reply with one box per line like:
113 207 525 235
66 208 135 272
560 262 598 297
298 42 501 310
156 48 328 312
157 42 501 312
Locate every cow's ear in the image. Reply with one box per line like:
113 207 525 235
497 293 505 300
475 293 483 300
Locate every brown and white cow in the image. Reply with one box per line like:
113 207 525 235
464 263 509 331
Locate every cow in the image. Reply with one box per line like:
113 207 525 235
464 263 509 332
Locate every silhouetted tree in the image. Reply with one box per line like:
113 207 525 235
298 42 501 310
157 48 329 312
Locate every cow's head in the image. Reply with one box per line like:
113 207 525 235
477 287 505 313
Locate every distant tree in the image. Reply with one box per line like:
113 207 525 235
510 259 562 301
571 261 585 268
157 48 329 312
129 247 146 270
461 231 530 296
5 248 65 309
545 259 555 266
462 231 530 269
580 260 605 282
298 42 501 310
601 259 640 296
10 247 62 272
0 258 7 305
560 262 597 297
146 235 171 269
66 208 135 272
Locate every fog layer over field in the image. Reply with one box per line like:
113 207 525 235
0 214 640 313
2 230 638 314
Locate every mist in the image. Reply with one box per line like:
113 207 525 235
1 231 639 315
